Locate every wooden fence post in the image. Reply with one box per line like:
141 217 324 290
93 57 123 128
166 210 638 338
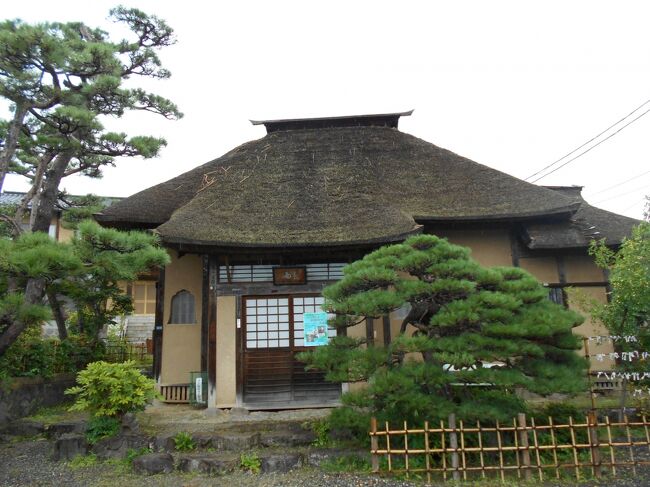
517 413 532 481
588 411 602 478
370 417 379 473
448 413 460 481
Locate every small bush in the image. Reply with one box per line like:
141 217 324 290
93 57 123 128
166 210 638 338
240 452 261 474
85 416 121 445
65 360 158 418
329 406 371 446
173 431 196 452
305 418 331 447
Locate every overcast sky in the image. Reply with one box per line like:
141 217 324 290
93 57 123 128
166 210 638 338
2 1 650 219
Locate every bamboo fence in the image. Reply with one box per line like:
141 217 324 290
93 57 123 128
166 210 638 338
369 412 650 482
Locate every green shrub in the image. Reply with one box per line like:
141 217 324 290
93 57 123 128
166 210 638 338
54 335 105 373
85 416 121 445
329 405 372 446
305 417 331 447
173 431 196 452
240 452 261 474
65 360 158 418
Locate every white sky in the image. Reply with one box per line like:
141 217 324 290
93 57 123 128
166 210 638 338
2 0 650 219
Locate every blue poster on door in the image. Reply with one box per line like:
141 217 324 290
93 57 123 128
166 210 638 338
303 312 329 347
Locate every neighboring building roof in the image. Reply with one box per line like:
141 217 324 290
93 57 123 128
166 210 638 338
0 191 121 211
523 186 640 249
96 113 622 248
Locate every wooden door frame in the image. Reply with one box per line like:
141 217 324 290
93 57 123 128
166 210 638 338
235 292 321 407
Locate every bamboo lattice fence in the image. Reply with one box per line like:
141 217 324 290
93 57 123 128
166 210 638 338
369 412 650 482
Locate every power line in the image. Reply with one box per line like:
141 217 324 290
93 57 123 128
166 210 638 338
524 98 650 182
588 168 650 196
592 183 650 205
530 107 650 183
621 196 648 213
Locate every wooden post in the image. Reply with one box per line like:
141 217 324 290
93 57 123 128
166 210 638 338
583 337 597 411
370 417 379 472
518 413 532 481
588 411 602 478
448 413 460 481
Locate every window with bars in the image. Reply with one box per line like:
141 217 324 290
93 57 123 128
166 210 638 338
243 295 337 349
132 281 156 315
169 290 196 324
219 263 345 283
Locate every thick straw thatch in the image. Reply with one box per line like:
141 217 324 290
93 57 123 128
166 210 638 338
523 186 640 249
97 118 622 247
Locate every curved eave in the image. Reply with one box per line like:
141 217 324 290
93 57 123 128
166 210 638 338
157 226 423 250
413 202 580 223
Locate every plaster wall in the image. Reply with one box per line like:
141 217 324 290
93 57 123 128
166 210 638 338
160 250 203 385
216 295 237 408
435 228 513 267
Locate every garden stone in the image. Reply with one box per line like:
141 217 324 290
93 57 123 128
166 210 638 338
192 432 214 449
92 433 149 459
177 453 239 474
153 433 176 452
212 432 260 450
120 413 139 434
259 452 303 473
260 429 315 447
132 453 174 475
52 433 88 461
3 419 45 437
46 420 86 438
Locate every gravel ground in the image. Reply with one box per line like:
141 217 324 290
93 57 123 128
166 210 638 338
3 437 650 487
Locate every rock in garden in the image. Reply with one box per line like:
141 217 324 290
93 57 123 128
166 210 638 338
2 419 45 437
211 432 260 450
132 453 174 475
260 429 316 447
92 434 149 459
259 452 303 473
52 433 88 461
177 453 239 474
46 421 86 438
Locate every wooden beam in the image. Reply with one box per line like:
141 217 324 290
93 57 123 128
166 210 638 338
382 315 391 346
152 266 165 382
200 255 209 374
366 317 375 346
208 255 218 402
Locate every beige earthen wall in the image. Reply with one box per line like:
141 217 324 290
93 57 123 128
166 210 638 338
215 296 237 408
160 250 203 385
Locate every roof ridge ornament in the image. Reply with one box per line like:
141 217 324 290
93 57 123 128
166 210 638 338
250 110 414 133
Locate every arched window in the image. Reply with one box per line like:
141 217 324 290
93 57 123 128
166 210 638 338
169 290 195 324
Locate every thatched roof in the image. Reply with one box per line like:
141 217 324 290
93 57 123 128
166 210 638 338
97 113 593 247
523 186 640 249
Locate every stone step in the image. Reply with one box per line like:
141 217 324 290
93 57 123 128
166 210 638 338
153 426 316 452
136 448 367 475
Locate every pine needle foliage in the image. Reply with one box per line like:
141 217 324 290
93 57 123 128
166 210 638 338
300 235 587 425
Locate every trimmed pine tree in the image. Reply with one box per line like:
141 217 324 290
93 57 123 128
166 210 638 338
300 234 587 426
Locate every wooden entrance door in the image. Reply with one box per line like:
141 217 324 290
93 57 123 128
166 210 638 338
241 295 340 408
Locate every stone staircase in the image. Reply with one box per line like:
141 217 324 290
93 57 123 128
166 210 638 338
37 417 368 476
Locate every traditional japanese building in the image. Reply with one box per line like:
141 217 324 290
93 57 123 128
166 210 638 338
96 111 638 409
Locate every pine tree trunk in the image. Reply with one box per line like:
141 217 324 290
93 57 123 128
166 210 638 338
47 288 68 340
0 278 46 355
0 102 28 194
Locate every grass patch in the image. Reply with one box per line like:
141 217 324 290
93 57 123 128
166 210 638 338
68 453 98 469
26 402 80 424
320 455 371 473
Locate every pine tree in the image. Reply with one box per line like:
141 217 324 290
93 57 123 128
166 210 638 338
301 234 586 425
0 7 180 354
